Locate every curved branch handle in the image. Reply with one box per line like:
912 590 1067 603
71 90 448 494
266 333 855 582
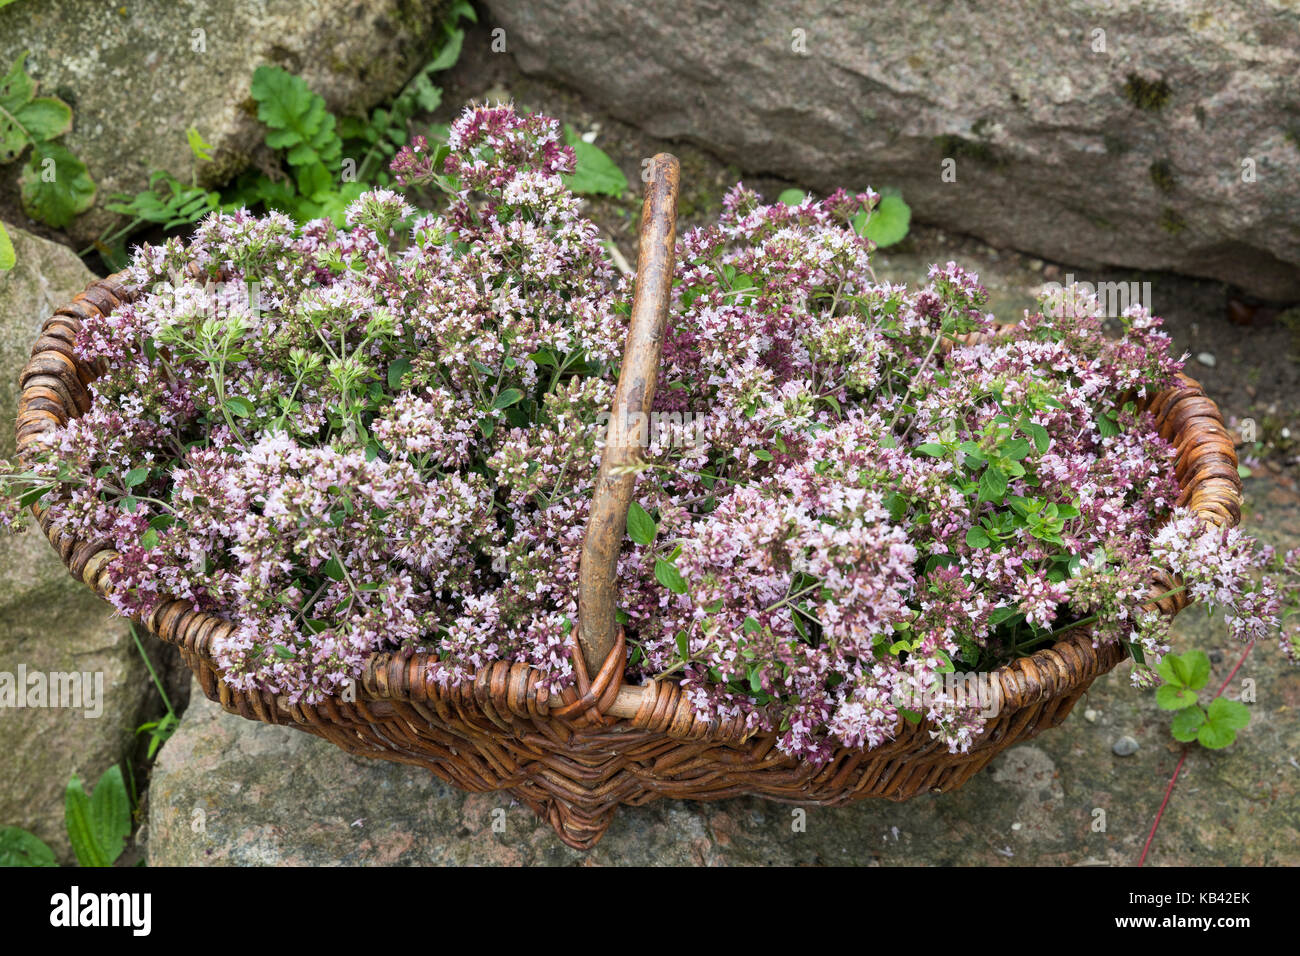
577 153 680 676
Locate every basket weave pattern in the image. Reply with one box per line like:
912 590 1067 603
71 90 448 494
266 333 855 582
16 198 1243 851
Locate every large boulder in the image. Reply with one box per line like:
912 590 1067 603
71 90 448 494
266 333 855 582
0 0 452 243
483 0 1300 301
0 222 152 862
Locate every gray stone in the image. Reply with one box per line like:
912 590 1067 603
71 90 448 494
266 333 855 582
483 0 1300 300
0 0 452 243
0 221 150 862
1112 735 1140 756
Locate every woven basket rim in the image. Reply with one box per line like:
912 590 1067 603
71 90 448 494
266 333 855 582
16 271 1244 749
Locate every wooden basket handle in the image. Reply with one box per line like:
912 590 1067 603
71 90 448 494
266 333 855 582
576 153 681 676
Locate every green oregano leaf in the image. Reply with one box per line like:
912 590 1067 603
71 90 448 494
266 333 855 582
655 557 688 595
491 388 524 410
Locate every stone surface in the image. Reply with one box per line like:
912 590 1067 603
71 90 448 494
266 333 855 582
0 0 451 243
0 221 151 862
483 0 1300 301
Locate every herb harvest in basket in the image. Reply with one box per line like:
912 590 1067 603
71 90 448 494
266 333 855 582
6 105 1298 844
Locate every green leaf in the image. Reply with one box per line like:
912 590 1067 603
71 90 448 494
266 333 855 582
14 96 72 141
856 192 911 248
966 526 991 549
0 221 13 271
674 630 690 659
65 767 131 867
387 357 411 390
915 443 945 457
250 65 341 169
977 464 1008 503
882 490 907 522
1206 696 1250 731
491 388 524 410
655 557 688 595
1170 706 1206 743
1197 720 1236 750
295 160 333 200
321 557 346 581
988 606 1021 627
1096 412 1120 439
0 826 58 867
561 126 627 197
1002 436 1031 460
140 527 159 551
187 125 215 162
752 448 773 461
1025 421 1050 453
777 188 807 205
20 141 96 228
1157 649 1210 691
1181 650 1212 691
0 52 37 162
122 466 149 488
223 396 254 419
426 25 467 72
1156 683 1199 710
626 501 657 546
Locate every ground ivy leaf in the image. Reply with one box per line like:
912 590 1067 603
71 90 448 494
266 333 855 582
855 192 911 248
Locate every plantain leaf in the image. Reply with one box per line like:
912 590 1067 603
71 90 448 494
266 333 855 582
65 766 130 867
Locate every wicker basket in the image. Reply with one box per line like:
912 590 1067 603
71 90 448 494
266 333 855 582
16 155 1244 850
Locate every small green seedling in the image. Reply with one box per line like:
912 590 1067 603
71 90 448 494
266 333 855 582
1156 649 1250 749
